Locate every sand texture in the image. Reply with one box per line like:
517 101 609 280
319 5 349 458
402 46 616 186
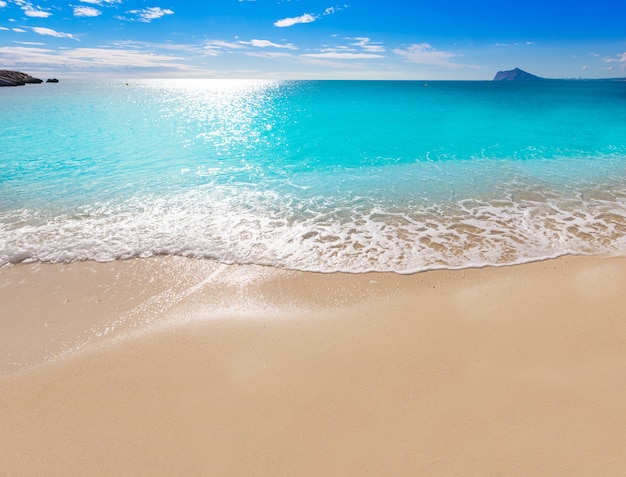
1 255 626 475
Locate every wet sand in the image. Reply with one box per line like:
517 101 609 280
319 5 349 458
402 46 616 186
1 255 625 475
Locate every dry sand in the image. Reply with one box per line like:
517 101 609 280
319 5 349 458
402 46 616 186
1 255 625 475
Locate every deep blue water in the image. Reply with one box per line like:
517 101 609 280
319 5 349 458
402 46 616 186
2 79 626 272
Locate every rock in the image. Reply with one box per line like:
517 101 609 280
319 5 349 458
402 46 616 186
493 68 544 81
46 78 59 83
0 70 44 86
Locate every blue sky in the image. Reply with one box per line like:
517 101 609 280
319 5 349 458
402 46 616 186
1 0 625 79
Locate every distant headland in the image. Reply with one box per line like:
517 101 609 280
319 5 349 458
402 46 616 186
0 70 58 86
493 68 544 81
492 68 626 82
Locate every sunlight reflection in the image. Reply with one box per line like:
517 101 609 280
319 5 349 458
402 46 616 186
136 78 285 180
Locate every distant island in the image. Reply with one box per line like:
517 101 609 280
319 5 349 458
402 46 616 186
0 70 43 86
0 70 59 86
492 68 626 82
493 68 544 81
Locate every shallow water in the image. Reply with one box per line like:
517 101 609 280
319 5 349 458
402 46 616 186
2 79 626 272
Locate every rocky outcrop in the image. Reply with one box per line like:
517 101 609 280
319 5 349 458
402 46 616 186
0 70 44 86
493 68 544 81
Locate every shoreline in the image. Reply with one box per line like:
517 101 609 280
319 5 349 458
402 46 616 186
1 254 626 474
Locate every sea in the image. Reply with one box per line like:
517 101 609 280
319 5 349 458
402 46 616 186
2 79 626 273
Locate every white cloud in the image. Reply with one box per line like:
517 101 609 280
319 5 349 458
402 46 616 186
301 36 386 61
303 52 384 59
0 45 54 63
296 56 371 71
22 5 52 17
603 52 626 63
59 48 183 67
13 28 26 32
14 41 45 45
245 39 297 50
112 39 199 53
206 40 245 49
203 39 246 55
349 37 385 53
12 1 51 17
0 26 9 30
127 7 174 22
0 1 7 7
79 0 121 3
74 6 101 17
0 46 190 71
204 38 298 57
245 51 293 59
274 13 316 28
32 27 79 40
274 4 346 27
142 7 174 21
393 43 474 69
323 5 348 16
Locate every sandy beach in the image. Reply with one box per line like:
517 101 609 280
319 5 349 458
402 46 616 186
1 255 625 475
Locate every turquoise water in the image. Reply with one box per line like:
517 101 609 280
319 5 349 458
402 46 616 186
2 79 626 272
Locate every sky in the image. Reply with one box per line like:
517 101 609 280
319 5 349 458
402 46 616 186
1 0 626 80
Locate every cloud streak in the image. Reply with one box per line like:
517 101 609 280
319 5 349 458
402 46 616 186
245 51 293 59
124 7 174 23
603 52 626 64
300 35 386 63
0 46 195 74
245 39 297 50
203 38 299 57
349 37 385 53
19 1 52 18
74 6 101 17
78 0 121 4
203 39 246 56
32 26 79 40
393 43 475 69
303 52 383 59
274 13 316 28
274 4 346 28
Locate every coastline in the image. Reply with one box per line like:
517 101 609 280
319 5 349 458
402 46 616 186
1 255 626 475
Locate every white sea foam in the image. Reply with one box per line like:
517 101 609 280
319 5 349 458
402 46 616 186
2 183 626 273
